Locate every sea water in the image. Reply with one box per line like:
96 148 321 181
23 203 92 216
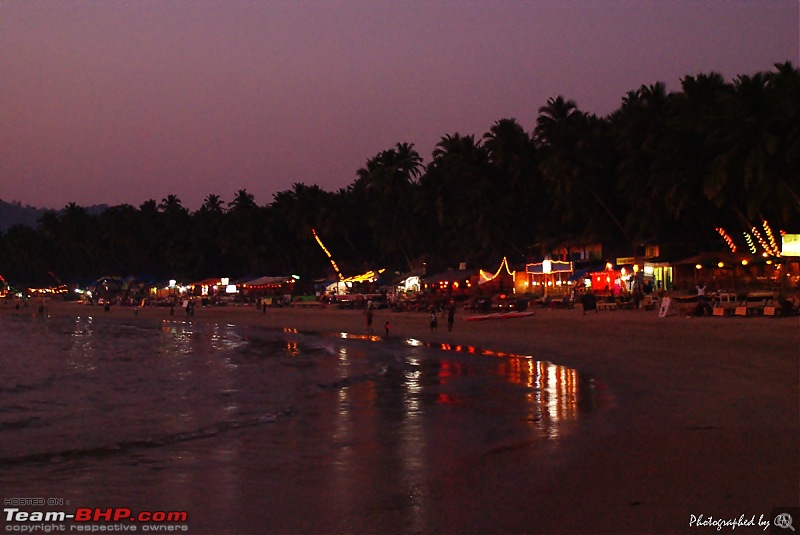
1 314 611 533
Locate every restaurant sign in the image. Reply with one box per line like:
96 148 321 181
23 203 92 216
782 234 800 256
616 257 636 265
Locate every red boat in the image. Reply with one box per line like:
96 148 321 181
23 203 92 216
465 310 535 321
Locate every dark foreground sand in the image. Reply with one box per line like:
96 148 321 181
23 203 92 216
5 300 799 533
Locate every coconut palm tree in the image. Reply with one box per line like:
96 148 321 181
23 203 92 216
157 195 191 276
704 69 796 234
354 143 424 270
420 132 518 265
482 118 541 254
535 97 628 246
200 194 225 215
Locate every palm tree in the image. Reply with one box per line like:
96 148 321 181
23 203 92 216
0 224 50 285
420 133 514 264
705 69 796 233
98 204 140 273
221 189 268 274
611 82 675 241
193 195 227 275
354 143 424 270
765 62 800 229
228 189 256 212
483 118 532 188
665 72 731 223
158 194 186 215
267 183 335 277
133 200 163 276
482 118 541 254
535 97 628 246
534 96 580 147
157 195 191 276
200 194 226 215
56 203 96 280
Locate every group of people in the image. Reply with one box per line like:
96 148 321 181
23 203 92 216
365 301 391 336
181 298 196 316
429 303 456 332
365 299 458 337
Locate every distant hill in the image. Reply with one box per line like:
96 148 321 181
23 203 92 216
0 200 109 232
0 200 51 232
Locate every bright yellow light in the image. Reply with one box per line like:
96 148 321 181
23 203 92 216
717 262 724 268
741 260 749 266
340 269 385 284
695 264 703 270
312 228 343 280
633 264 639 273
479 257 515 284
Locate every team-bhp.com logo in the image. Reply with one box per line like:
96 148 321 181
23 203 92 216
5 506 189 531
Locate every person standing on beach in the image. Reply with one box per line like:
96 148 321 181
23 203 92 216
366 306 374 333
430 309 438 331
447 301 456 332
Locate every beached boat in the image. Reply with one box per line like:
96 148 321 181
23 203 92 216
465 310 535 321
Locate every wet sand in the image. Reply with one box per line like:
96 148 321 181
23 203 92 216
4 300 798 534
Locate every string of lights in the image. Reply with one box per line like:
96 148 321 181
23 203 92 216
751 226 772 256
743 232 756 254
311 228 343 281
715 227 737 252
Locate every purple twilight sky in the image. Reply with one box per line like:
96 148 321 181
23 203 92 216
2 1 798 210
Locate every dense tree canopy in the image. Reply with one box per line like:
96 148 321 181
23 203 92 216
1 63 797 286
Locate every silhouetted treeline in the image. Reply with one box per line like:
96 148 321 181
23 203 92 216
1 63 798 286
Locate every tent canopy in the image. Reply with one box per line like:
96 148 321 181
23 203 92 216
244 276 293 287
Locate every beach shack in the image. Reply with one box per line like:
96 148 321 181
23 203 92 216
525 258 573 297
478 257 522 295
671 252 754 293
422 268 477 297
324 269 384 296
587 266 623 296
240 276 296 300
189 277 227 298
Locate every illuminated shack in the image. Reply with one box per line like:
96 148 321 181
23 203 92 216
525 259 574 297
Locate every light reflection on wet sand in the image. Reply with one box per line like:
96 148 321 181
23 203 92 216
233 330 613 533
2 318 611 534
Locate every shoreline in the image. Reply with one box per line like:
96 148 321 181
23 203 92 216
3 299 798 533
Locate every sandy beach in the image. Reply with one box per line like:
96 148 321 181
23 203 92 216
3 299 798 534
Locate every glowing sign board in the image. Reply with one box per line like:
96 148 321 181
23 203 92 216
782 234 800 256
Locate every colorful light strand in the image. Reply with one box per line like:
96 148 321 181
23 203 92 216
762 220 780 256
311 228 343 280
743 232 756 254
751 226 772 256
715 227 737 252
479 256 515 284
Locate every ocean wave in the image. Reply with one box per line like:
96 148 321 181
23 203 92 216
0 406 295 467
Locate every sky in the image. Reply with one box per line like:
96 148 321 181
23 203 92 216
2 1 798 211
